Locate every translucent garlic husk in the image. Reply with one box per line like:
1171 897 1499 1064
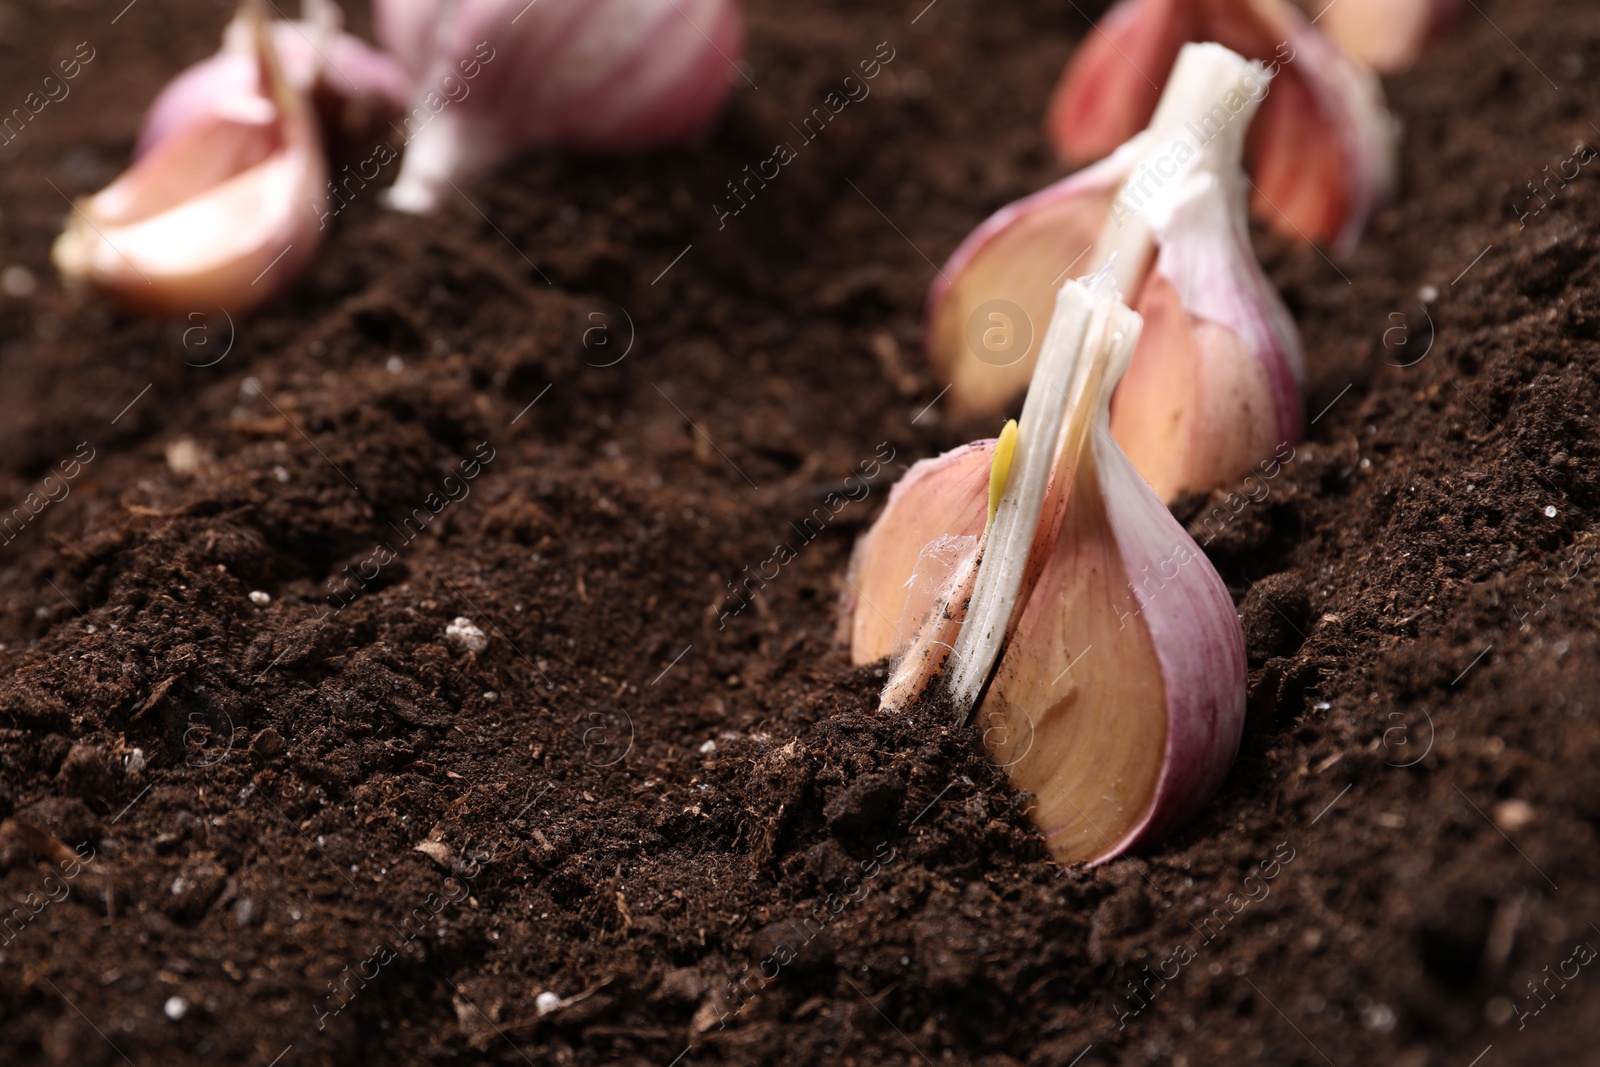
1045 0 1398 251
928 43 1305 502
374 0 743 212
847 271 1247 865
51 3 328 316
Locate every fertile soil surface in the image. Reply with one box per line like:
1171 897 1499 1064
3 0 1600 1064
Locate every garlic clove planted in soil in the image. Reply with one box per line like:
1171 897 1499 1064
374 0 743 213
136 0 409 158
930 43 1305 501
1045 0 1398 251
848 269 1247 865
51 2 328 316
1321 0 1463 73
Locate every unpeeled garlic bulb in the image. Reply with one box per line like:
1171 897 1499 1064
846 269 1247 865
136 0 408 158
1321 0 1463 73
374 0 743 212
929 43 1305 502
1046 0 1398 251
52 2 327 316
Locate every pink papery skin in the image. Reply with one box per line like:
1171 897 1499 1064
1080 438 1246 861
841 439 994 665
375 0 741 154
136 23 410 158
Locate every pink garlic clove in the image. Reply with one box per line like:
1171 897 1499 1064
925 147 1135 419
52 4 328 316
843 439 995 667
1044 0 1397 251
375 0 744 213
928 44 1305 503
137 0 408 158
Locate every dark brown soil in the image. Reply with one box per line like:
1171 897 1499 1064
4 0 1600 1064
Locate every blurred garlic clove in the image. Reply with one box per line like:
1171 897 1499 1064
848 270 1248 865
374 0 743 213
137 0 408 157
1321 0 1463 73
52 3 328 316
1045 0 1198 167
924 144 1139 418
930 44 1305 502
1044 0 1398 250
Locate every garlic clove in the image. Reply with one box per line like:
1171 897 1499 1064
1046 0 1196 168
52 4 328 316
375 0 743 213
1108 136 1306 500
981 430 1246 865
1245 11 1398 252
852 269 1247 865
925 144 1143 418
930 44 1305 502
843 440 994 667
1043 0 1398 251
137 0 408 158
1321 0 1463 73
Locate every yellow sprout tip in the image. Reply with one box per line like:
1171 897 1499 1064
988 418 1019 526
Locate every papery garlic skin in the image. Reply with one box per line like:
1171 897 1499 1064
1322 0 1463 73
929 44 1305 501
1045 0 1398 251
374 0 743 213
52 6 328 316
844 440 993 667
137 0 409 157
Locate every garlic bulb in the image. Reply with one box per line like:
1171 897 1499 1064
929 43 1305 502
373 0 743 213
1321 0 1463 73
136 0 408 158
1045 0 1398 251
52 3 327 316
847 269 1247 865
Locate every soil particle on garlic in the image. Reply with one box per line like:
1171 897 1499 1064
444 617 488 653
